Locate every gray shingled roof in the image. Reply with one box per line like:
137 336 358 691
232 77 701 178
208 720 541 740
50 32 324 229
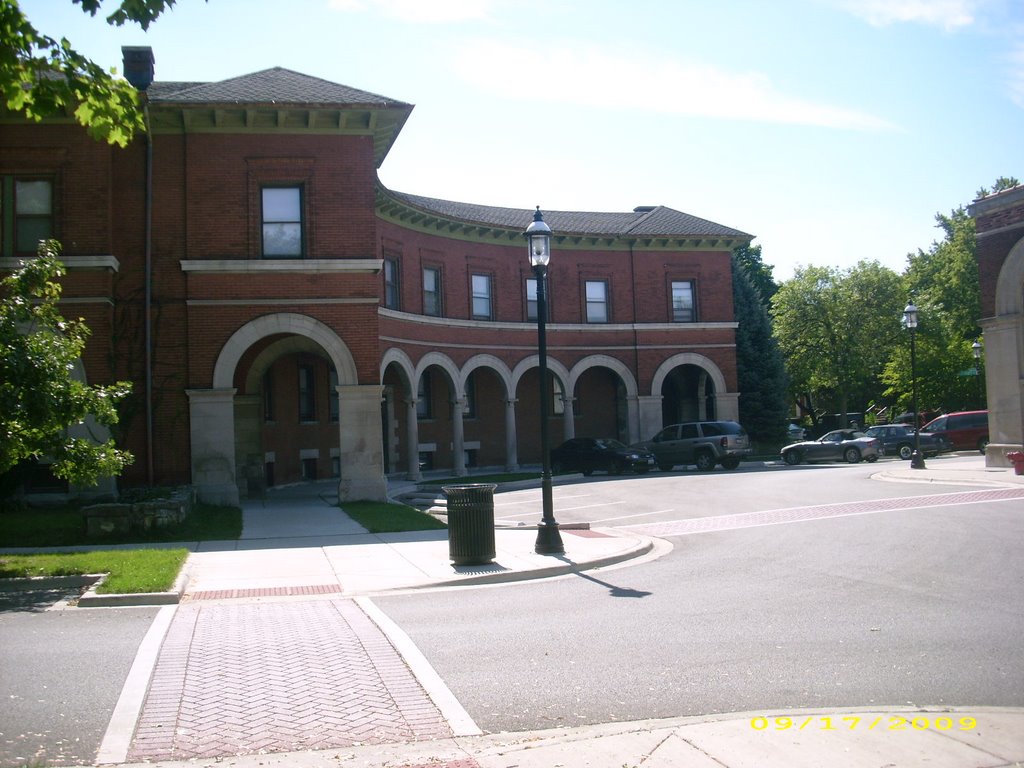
387 190 751 239
147 68 410 108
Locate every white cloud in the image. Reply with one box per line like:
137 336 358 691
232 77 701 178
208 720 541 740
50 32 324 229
327 0 499 23
834 0 978 29
449 40 895 131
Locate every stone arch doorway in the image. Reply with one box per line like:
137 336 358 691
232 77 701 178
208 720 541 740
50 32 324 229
984 233 1024 459
188 313 384 505
567 355 641 444
645 354 738 438
512 355 572 466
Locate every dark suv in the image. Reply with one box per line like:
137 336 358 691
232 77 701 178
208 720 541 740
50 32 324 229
633 420 752 471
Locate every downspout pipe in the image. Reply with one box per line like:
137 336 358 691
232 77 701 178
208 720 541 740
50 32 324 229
143 101 154 486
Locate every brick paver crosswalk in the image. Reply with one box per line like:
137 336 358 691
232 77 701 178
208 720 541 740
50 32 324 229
127 598 453 761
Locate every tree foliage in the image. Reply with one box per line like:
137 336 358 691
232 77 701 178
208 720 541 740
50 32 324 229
732 253 789 442
881 205 984 413
1 241 133 485
732 242 777 307
1 0 185 146
771 261 904 422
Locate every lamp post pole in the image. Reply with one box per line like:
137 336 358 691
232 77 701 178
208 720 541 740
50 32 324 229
525 207 564 555
904 302 926 470
972 340 983 405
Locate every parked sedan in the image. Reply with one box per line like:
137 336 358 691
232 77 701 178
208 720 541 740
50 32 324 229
862 424 950 460
781 429 883 465
550 438 656 476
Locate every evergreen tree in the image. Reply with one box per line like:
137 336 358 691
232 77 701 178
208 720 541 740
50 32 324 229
732 253 790 443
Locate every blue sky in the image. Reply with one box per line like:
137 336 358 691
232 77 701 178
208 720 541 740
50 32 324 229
21 0 1024 281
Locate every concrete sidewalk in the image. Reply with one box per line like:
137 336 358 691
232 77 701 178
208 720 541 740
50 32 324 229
114 706 1024 768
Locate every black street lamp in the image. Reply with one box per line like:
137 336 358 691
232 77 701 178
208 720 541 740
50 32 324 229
525 207 564 555
972 340 984 405
903 302 926 469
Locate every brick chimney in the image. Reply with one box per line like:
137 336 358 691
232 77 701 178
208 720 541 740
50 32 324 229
122 46 154 91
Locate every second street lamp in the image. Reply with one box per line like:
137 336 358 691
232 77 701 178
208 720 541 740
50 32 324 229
903 302 926 470
525 207 564 555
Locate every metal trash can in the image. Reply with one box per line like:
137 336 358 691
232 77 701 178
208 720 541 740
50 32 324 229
442 483 497 565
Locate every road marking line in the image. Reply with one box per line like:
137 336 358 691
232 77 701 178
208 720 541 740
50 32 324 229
95 604 177 764
590 509 676 523
356 596 482 737
618 488 1024 537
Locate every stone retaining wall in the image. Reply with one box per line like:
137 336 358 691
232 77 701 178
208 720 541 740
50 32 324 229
84 488 195 538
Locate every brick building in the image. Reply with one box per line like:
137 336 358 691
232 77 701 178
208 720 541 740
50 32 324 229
970 184 1024 463
1 48 752 505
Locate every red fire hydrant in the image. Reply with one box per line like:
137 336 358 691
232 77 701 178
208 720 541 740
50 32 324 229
1007 451 1024 476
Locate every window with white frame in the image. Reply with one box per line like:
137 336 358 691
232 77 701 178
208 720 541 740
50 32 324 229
471 274 492 320
2 177 54 256
261 186 303 257
384 258 400 310
585 280 609 323
671 280 696 322
423 267 442 316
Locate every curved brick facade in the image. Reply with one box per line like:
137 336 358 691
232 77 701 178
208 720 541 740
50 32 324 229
0 51 752 503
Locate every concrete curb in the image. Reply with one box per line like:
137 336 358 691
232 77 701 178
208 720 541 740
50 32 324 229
398 534 657 591
77 565 190 607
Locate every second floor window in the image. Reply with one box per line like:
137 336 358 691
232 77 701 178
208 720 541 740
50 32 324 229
672 280 696 322
384 259 400 310
262 186 303 258
585 280 609 323
3 177 54 255
423 267 442 316
471 274 492 320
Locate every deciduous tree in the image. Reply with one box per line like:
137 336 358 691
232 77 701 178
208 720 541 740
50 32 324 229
1 241 133 487
1 0 187 145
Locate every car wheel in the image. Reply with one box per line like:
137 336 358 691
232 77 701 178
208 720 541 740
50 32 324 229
783 450 801 466
658 462 673 472
844 447 862 463
720 458 740 470
866 455 878 463
695 451 716 472
635 466 650 474
582 468 594 477
898 444 913 460
552 460 564 474
978 437 989 454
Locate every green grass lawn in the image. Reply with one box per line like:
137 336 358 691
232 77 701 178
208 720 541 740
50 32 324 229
0 548 189 594
0 502 242 548
0 501 240 595
341 501 447 533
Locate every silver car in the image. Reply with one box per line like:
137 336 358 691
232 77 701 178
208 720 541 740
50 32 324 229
781 429 882 465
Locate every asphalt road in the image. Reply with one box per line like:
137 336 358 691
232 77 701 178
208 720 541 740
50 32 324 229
376 462 1024 733
0 606 159 767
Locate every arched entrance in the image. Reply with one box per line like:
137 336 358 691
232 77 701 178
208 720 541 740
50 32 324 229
188 313 385 505
983 234 1024 461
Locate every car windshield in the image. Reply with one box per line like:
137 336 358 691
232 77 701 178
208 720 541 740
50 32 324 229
594 439 627 449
